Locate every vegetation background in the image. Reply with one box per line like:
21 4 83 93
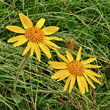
0 0 110 110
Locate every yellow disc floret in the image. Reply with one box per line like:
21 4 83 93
25 27 44 42
67 61 84 76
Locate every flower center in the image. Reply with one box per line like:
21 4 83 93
25 27 44 43
67 61 84 76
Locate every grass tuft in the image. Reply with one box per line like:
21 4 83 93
0 0 110 110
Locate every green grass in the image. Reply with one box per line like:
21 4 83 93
0 0 110 110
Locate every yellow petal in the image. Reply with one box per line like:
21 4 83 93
81 58 96 65
13 37 28 47
45 36 63 41
51 70 69 79
56 51 69 63
35 18 45 28
57 73 70 81
44 39 60 48
85 72 101 84
7 35 25 42
66 50 73 62
42 26 59 35
76 47 82 61
44 43 58 52
83 74 95 89
22 41 31 56
81 76 88 92
39 43 51 58
19 13 33 29
35 43 41 62
64 76 71 91
48 61 67 69
6 26 25 33
77 76 85 94
30 42 35 56
69 75 76 93
84 64 101 68
85 69 102 77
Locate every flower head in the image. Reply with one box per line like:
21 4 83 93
6 13 62 62
48 47 102 94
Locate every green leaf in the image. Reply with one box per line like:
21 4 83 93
11 93 22 104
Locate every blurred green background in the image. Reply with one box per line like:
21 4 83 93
0 0 110 110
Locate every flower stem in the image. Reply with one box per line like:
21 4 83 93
13 50 30 91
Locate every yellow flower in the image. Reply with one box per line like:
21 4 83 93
6 13 62 62
48 47 102 94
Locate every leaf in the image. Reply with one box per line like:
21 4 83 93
11 93 22 104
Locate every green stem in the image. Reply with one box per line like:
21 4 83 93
13 50 30 91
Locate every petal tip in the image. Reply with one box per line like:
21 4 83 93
57 26 60 29
93 86 96 89
7 39 11 42
19 13 23 18
100 75 102 77
94 58 96 60
49 56 51 58
5 26 8 29
99 82 101 84
60 38 63 41
48 61 51 64
79 46 82 51
5 26 10 30
19 13 23 16
55 27 60 32
69 90 71 94
38 59 41 62
13 45 16 47
37 57 41 62
48 54 51 59
57 46 61 49
42 18 45 21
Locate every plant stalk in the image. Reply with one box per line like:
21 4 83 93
13 50 30 91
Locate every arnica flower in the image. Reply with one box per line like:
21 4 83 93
48 47 102 94
6 13 62 62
